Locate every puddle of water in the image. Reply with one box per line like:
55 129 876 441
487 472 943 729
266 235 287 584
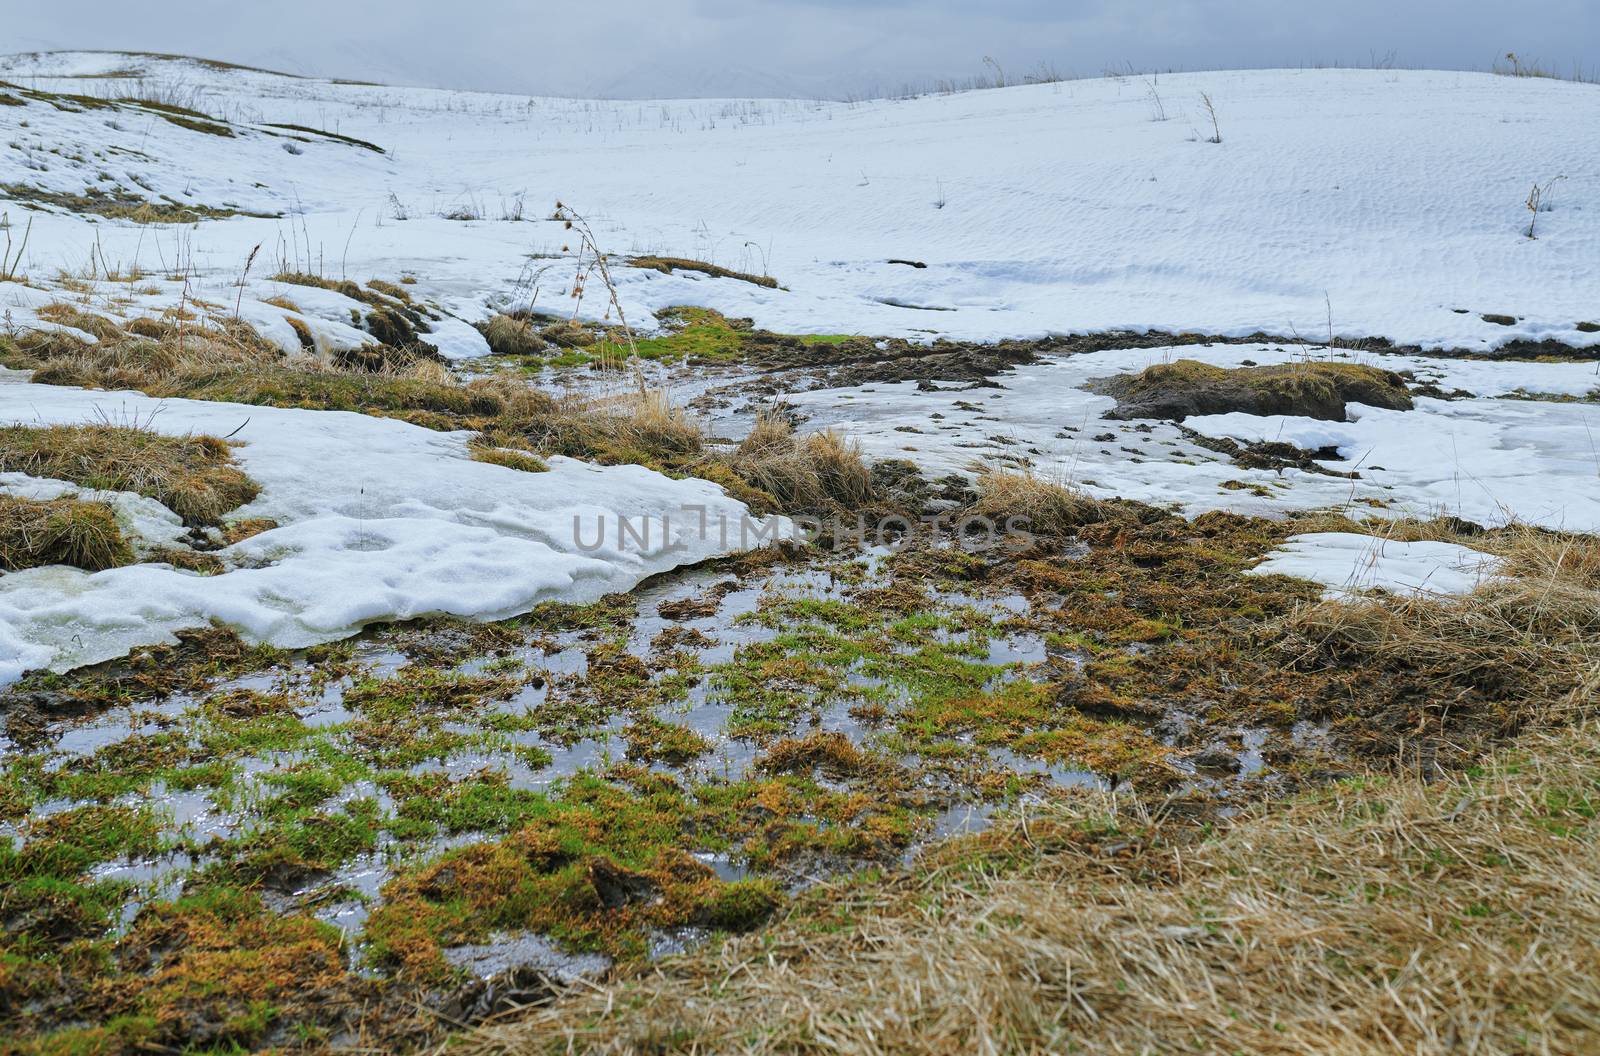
443 932 611 983
691 850 750 882
649 926 712 959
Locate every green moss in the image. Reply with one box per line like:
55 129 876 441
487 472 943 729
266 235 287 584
624 716 713 766
700 877 782 930
383 770 546 837
0 804 166 883
575 307 853 370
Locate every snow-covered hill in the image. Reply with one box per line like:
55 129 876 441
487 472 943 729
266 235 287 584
3 51 1597 350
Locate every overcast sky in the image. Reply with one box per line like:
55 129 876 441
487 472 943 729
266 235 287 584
7 1 1598 98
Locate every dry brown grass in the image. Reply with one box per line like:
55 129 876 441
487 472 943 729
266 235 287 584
480 313 548 357
970 468 1115 535
0 494 133 571
716 413 874 514
1100 358 1413 422
0 422 259 528
469 443 550 474
32 301 128 342
628 256 780 290
520 389 705 468
458 713 1600 1056
5 314 278 391
3 317 878 516
1270 528 1600 738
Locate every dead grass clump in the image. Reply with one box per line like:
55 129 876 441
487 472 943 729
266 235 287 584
539 319 599 349
1269 529 1600 743
13 318 279 392
460 717 1600 1056
970 468 1115 535
405 358 454 385
0 423 260 528
331 338 439 375
630 256 780 289
0 494 133 571
716 413 873 513
758 731 870 778
478 313 547 356
518 390 704 467
0 183 249 223
1099 359 1413 422
32 302 128 342
221 517 278 545
283 315 316 351
365 278 413 302
4 323 509 430
468 443 549 474
270 271 368 302
124 316 171 339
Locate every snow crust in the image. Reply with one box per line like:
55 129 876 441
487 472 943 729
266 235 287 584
0 372 775 683
1250 533 1501 598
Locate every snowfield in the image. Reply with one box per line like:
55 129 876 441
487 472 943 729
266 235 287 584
0 52 1597 680
0 52 1596 350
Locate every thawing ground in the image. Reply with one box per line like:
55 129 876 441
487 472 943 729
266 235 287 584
0 51 1597 1053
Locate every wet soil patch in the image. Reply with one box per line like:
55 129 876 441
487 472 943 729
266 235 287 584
2 500 1579 1053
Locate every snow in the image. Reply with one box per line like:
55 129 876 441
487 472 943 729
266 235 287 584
0 371 779 684
784 342 1600 532
1250 533 1501 599
0 55 1596 352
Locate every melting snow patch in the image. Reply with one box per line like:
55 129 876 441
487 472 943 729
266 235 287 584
1249 533 1501 599
0 374 778 685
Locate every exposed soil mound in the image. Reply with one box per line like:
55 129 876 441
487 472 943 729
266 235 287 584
1095 360 1413 422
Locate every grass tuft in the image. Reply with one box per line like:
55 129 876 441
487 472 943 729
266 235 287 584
629 256 779 289
0 494 134 571
0 423 259 528
717 413 874 514
1099 358 1413 422
478 313 548 357
970 468 1115 536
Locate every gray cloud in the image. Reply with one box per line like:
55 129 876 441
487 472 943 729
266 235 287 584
5 0 1596 97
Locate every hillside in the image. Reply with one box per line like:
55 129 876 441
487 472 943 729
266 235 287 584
0 51 1596 1056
